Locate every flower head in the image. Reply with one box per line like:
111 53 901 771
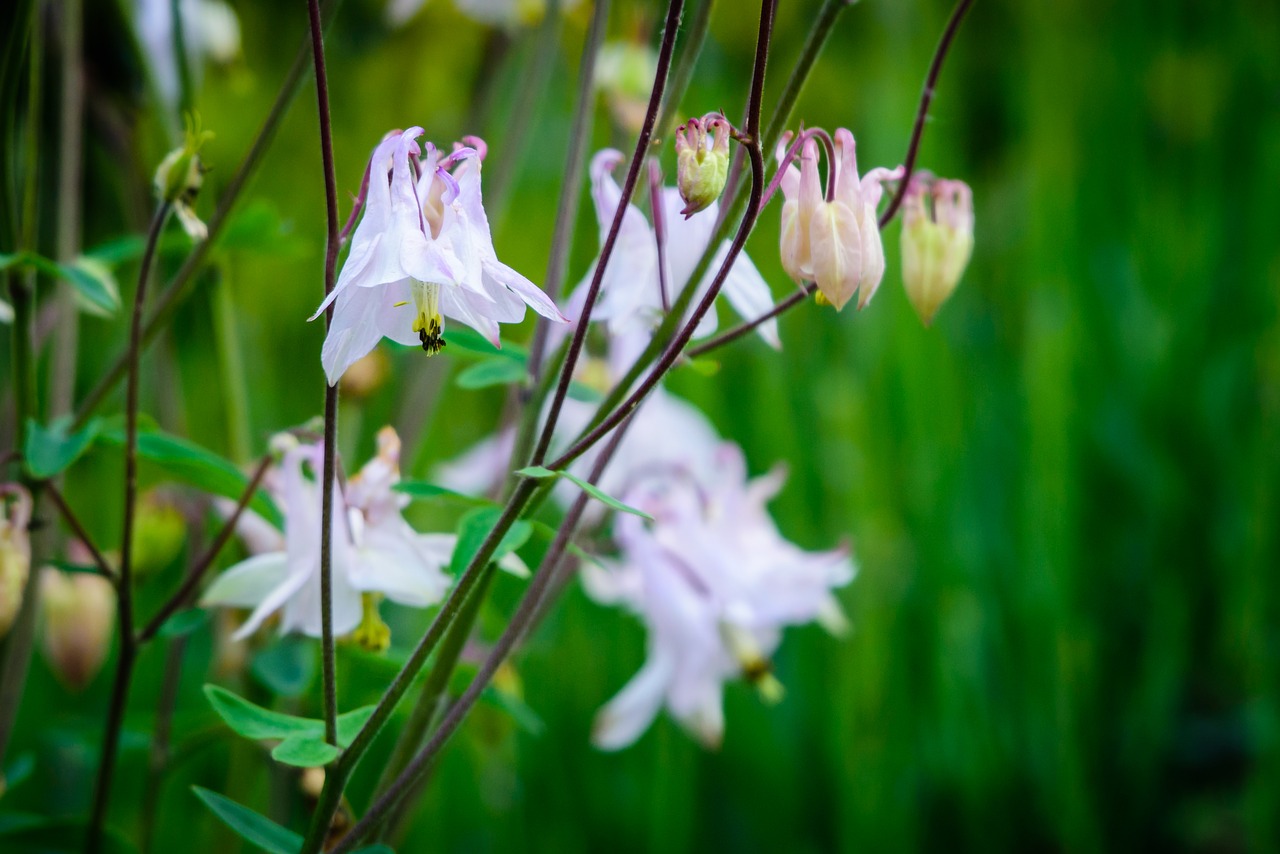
674 116 731 219
582 444 854 750
312 128 566 385
0 484 32 639
777 129 901 311
201 427 454 645
900 175 974 325
40 555 115 692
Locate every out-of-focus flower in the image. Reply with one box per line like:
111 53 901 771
0 298 13 324
40 549 116 691
201 428 454 646
0 485 33 639
777 129 901 311
386 0 580 29
131 490 187 579
311 128 566 385
132 0 241 111
900 175 974 326
567 148 780 366
675 115 731 219
595 41 659 133
154 115 213 240
582 444 853 750
339 349 392 400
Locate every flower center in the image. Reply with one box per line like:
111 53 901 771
411 281 446 355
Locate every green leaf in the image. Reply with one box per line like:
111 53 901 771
0 815 137 852
393 481 498 508
23 416 100 479
681 355 721 376
352 847 396 854
250 637 317 697
98 427 283 527
270 735 340 768
449 508 532 577
84 234 146 266
204 685 374 749
2 752 34 793
515 466 652 520
192 787 302 854
156 608 210 639
455 356 527 390
65 256 123 315
567 381 605 403
481 686 546 735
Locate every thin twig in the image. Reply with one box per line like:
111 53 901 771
43 484 116 583
877 0 975 228
307 0 342 749
529 0 688 467
137 454 272 643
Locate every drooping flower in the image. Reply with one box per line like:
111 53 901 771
154 115 214 240
312 128 566 385
201 428 454 646
582 444 853 750
900 175 974 326
566 148 781 364
1 484 32 639
778 129 902 311
674 116 731 219
40 549 116 692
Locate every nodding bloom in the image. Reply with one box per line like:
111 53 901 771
582 444 854 750
311 128 566 385
40 552 115 692
155 116 214 240
1 484 32 640
900 175 974 326
675 115 731 219
201 427 456 648
563 149 780 360
778 128 902 311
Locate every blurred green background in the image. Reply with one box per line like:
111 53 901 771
3 0 1280 851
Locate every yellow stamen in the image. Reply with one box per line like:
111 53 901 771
411 281 446 355
351 592 390 652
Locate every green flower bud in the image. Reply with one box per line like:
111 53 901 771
900 177 974 326
154 114 214 240
674 116 731 219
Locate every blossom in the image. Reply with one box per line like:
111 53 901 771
675 116 731 219
154 116 214 240
778 129 902 311
312 128 566 385
201 428 454 645
1 484 32 639
40 549 115 692
386 0 580 29
567 149 781 364
582 444 853 750
900 175 974 325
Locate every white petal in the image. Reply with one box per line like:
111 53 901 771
199 552 290 609
591 653 674 751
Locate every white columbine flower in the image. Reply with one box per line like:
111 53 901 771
312 127 566 385
202 427 454 646
581 444 854 750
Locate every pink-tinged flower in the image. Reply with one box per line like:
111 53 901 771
566 149 781 353
778 129 902 311
40 551 115 692
900 175 974 326
582 444 853 750
675 116 731 219
312 128 566 385
202 428 454 645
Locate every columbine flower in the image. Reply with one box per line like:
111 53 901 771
567 149 780 358
675 116 731 218
201 427 454 646
312 128 566 385
582 444 853 750
40 550 115 692
1 484 32 639
900 175 974 326
778 129 902 311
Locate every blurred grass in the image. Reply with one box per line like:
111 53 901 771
3 0 1280 851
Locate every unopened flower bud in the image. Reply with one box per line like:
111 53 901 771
131 491 187 579
155 115 214 240
40 566 115 691
674 116 730 219
900 176 973 325
0 485 33 639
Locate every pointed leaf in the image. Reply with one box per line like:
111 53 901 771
449 508 533 577
515 466 652 520
204 685 374 748
455 357 527 390
156 608 210 639
270 735 340 768
23 417 100 479
393 481 498 508
192 787 302 854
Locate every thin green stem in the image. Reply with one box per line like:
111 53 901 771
50 0 83 419
306 0 343 748
86 201 172 854
43 484 116 582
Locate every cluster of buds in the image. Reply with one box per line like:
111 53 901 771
154 114 214 239
0 485 32 639
777 129 903 312
674 115 730 219
900 175 974 325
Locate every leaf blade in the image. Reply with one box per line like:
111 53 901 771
192 787 302 854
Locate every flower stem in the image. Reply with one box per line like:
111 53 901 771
306 0 343 748
86 200 172 854
877 0 975 227
50 0 84 420
43 484 116 582
654 0 715 137
70 0 342 430
530 0 688 468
